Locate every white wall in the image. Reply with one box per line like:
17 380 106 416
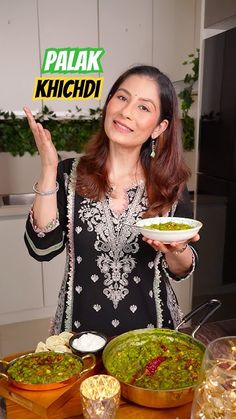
153 0 196 81
38 0 99 113
0 0 201 194
0 0 202 320
0 0 40 111
0 0 200 113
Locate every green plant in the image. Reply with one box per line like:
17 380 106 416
0 106 102 156
178 48 199 151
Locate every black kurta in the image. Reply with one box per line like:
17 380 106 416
25 158 197 336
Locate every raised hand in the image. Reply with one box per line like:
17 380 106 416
142 234 200 277
142 234 200 254
23 106 58 170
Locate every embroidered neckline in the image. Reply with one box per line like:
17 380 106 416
107 180 145 216
109 179 145 194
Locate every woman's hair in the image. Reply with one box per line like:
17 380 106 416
76 65 190 216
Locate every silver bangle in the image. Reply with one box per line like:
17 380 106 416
33 181 59 196
174 244 188 255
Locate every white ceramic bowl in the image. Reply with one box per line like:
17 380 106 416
136 217 202 243
69 331 107 356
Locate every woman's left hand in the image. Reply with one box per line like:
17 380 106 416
142 234 200 254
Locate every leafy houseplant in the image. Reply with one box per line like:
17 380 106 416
0 106 102 156
178 49 199 151
0 53 200 158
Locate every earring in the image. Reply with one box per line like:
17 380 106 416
150 139 156 158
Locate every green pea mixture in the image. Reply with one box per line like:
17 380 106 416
145 222 192 231
8 352 83 384
105 334 204 390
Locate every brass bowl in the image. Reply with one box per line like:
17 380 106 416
0 351 96 391
102 328 205 408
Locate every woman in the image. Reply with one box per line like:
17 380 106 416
24 65 199 336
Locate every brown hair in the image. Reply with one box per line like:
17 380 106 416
76 65 190 216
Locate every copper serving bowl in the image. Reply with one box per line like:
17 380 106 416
103 328 205 408
0 351 96 391
102 299 221 408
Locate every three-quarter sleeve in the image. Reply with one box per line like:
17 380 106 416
24 159 73 261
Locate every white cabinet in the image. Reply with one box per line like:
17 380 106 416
99 0 153 103
0 212 64 325
38 0 99 113
0 0 201 110
153 0 197 81
0 215 43 322
0 0 40 111
0 153 42 195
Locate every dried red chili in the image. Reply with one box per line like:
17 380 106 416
145 355 167 375
132 355 167 384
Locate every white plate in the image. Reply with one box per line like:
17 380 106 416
136 217 202 243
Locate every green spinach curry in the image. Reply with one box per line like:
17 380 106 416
105 334 204 390
8 352 83 384
145 222 192 231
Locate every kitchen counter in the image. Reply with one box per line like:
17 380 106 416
0 351 192 419
0 192 34 217
2 318 236 418
0 204 30 218
5 396 192 418
0 204 64 326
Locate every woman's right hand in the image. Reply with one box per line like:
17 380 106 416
23 106 58 170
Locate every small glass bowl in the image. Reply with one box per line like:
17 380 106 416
69 331 108 357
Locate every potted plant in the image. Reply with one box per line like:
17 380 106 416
178 48 199 151
0 106 102 156
0 106 102 194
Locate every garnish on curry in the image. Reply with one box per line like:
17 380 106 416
105 334 204 390
7 352 83 384
144 222 192 231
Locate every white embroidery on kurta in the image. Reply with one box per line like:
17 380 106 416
147 323 154 328
93 304 101 312
76 256 82 264
51 163 193 334
112 319 120 328
91 274 99 283
133 276 141 284
148 261 154 269
149 290 153 298
165 277 183 328
75 285 82 294
130 305 137 313
153 253 164 328
63 173 69 191
64 159 78 331
77 183 146 310
98 254 134 309
37 232 45 238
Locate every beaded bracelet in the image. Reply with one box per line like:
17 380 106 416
174 243 188 255
33 181 59 196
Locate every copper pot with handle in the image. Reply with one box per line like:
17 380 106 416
102 299 221 408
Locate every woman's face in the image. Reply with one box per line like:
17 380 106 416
104 75 168 151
